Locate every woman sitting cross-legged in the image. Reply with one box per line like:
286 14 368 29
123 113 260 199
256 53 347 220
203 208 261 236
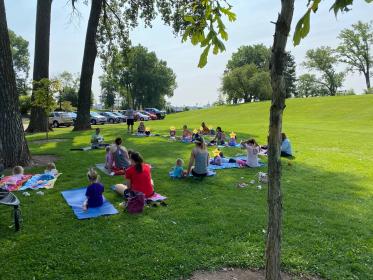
114 151 155 199
110 137 131 175
187 136 210 178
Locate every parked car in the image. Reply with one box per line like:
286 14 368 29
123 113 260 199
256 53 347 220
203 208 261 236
49 112 74 128
134 111 150 121
140 111 157 120
112 112 127 122
144 108 166 119
68 112 77 124
90 112 107 125
100 112 121 123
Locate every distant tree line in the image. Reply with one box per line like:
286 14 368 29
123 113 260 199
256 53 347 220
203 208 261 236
218 20 372 104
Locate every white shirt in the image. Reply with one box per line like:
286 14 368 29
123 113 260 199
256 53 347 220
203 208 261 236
245 144 260 167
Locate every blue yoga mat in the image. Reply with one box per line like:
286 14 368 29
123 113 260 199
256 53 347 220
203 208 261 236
217 144 241 148
61 187 118 219
169 170 216 178
208 162 240 170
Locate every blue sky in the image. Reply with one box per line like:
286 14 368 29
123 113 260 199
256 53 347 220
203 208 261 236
4 0 373 106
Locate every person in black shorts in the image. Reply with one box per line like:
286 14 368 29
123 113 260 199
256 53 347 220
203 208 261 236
126 108 135 134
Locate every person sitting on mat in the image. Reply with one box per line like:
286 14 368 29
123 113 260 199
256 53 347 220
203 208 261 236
0 166 25 189
114 151 155 199
200 122 210 135
105 146 113 170
91 128 104 149
137 121 145 135
171 158 186 178
187 136 209 178
241 138 261 168
210 127 226 146
44 162 58 176
83 168 104 211
110 137 130 175
182 125 192 142
228 132 238 147
281 132 293 158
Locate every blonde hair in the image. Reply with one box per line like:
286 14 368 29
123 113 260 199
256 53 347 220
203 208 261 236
87 168 99 182
13 166 24 175
46 162 56 171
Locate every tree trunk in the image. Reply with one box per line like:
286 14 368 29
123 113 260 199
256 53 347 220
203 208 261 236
0 0 31 168
365 71 371 91
265 1 294 280
73 0 103 131
26 0 52 133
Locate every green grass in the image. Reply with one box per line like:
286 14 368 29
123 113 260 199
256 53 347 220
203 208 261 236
1 95 373 279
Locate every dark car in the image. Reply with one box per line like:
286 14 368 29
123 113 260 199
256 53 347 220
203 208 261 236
144 108 166 119
100 112 120 123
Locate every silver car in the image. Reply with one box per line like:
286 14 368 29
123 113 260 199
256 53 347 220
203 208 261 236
90 112 107 125
49 112 74 128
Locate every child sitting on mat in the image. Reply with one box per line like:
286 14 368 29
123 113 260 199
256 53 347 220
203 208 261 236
241 138 261 168
228 132 238 147
105 146 113 170
171 158 186 178
200 122 210 135
182 125 192 142
83 168 104 211
0 166 25 189
210 127 226 146
44 162 58 176
210 151 246 167
91 128 104 149
137 122 145 134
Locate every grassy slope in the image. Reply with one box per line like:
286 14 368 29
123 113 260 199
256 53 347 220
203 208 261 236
1 95 373 280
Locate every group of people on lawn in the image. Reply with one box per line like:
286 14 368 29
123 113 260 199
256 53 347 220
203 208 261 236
85 123 293 211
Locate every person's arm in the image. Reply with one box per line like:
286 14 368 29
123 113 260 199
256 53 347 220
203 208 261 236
123 148 130 162
187 151 195 174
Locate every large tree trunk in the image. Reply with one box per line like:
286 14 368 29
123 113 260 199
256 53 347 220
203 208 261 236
26 0 52 133
265 1 294 280
0 0 31 168
73 0 103 131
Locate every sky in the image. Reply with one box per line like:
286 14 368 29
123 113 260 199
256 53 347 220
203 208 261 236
4 0 373 107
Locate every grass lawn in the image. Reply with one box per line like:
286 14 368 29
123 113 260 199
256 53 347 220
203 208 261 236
1 95 373 280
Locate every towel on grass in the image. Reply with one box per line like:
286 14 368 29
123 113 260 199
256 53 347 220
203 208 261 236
20 173 61 190
0 175 32 192
61 187 118 219
147 193 167 202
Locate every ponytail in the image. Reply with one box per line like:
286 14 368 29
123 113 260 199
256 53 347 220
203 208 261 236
130 152 144 173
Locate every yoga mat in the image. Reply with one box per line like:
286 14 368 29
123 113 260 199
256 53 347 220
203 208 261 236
95 163 115 176
70 146 92 151
208 162 240 170
217 144 241 148
147 193 167 202
61 187 118 219
169 170 216 178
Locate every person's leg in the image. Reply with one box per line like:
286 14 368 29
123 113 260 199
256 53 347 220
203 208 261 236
281 151 292 158
130 123 134 134
114 184 128 196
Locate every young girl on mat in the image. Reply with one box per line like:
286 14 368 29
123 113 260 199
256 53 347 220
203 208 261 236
83 168 104 211
137 122 145 134
241 138 261 168
210 127 226 146
182 125 192 142
114 151 155 198
187 136 209 177
171 158 186 178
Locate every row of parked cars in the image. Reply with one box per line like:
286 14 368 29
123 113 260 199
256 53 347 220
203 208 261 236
48 108 166 128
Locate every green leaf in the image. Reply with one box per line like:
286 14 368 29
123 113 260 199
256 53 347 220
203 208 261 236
293 9 311 46
220 7 237 22
191 32 200 45
198 44 211 68
184 15 195 23
213 44 219 55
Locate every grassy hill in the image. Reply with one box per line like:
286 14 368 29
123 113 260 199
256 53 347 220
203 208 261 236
1 95 372 279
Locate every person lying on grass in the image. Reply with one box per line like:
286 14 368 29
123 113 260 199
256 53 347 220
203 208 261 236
83 168 104 211
0 166 25 189
187 136 210 178
281 132 293 158
110 137 130 175
91 128 104 148
241 138 261 168
209 126 226 146
114 151 155 199
210 150 246 167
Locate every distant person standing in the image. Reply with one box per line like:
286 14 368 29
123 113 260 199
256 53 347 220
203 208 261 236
126 108 135 134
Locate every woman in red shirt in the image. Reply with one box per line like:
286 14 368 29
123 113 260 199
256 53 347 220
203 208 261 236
114 151 154 198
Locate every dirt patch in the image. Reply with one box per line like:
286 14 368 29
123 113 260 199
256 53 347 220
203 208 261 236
189 268 322 280
29 155 59 167
29 138 69 145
